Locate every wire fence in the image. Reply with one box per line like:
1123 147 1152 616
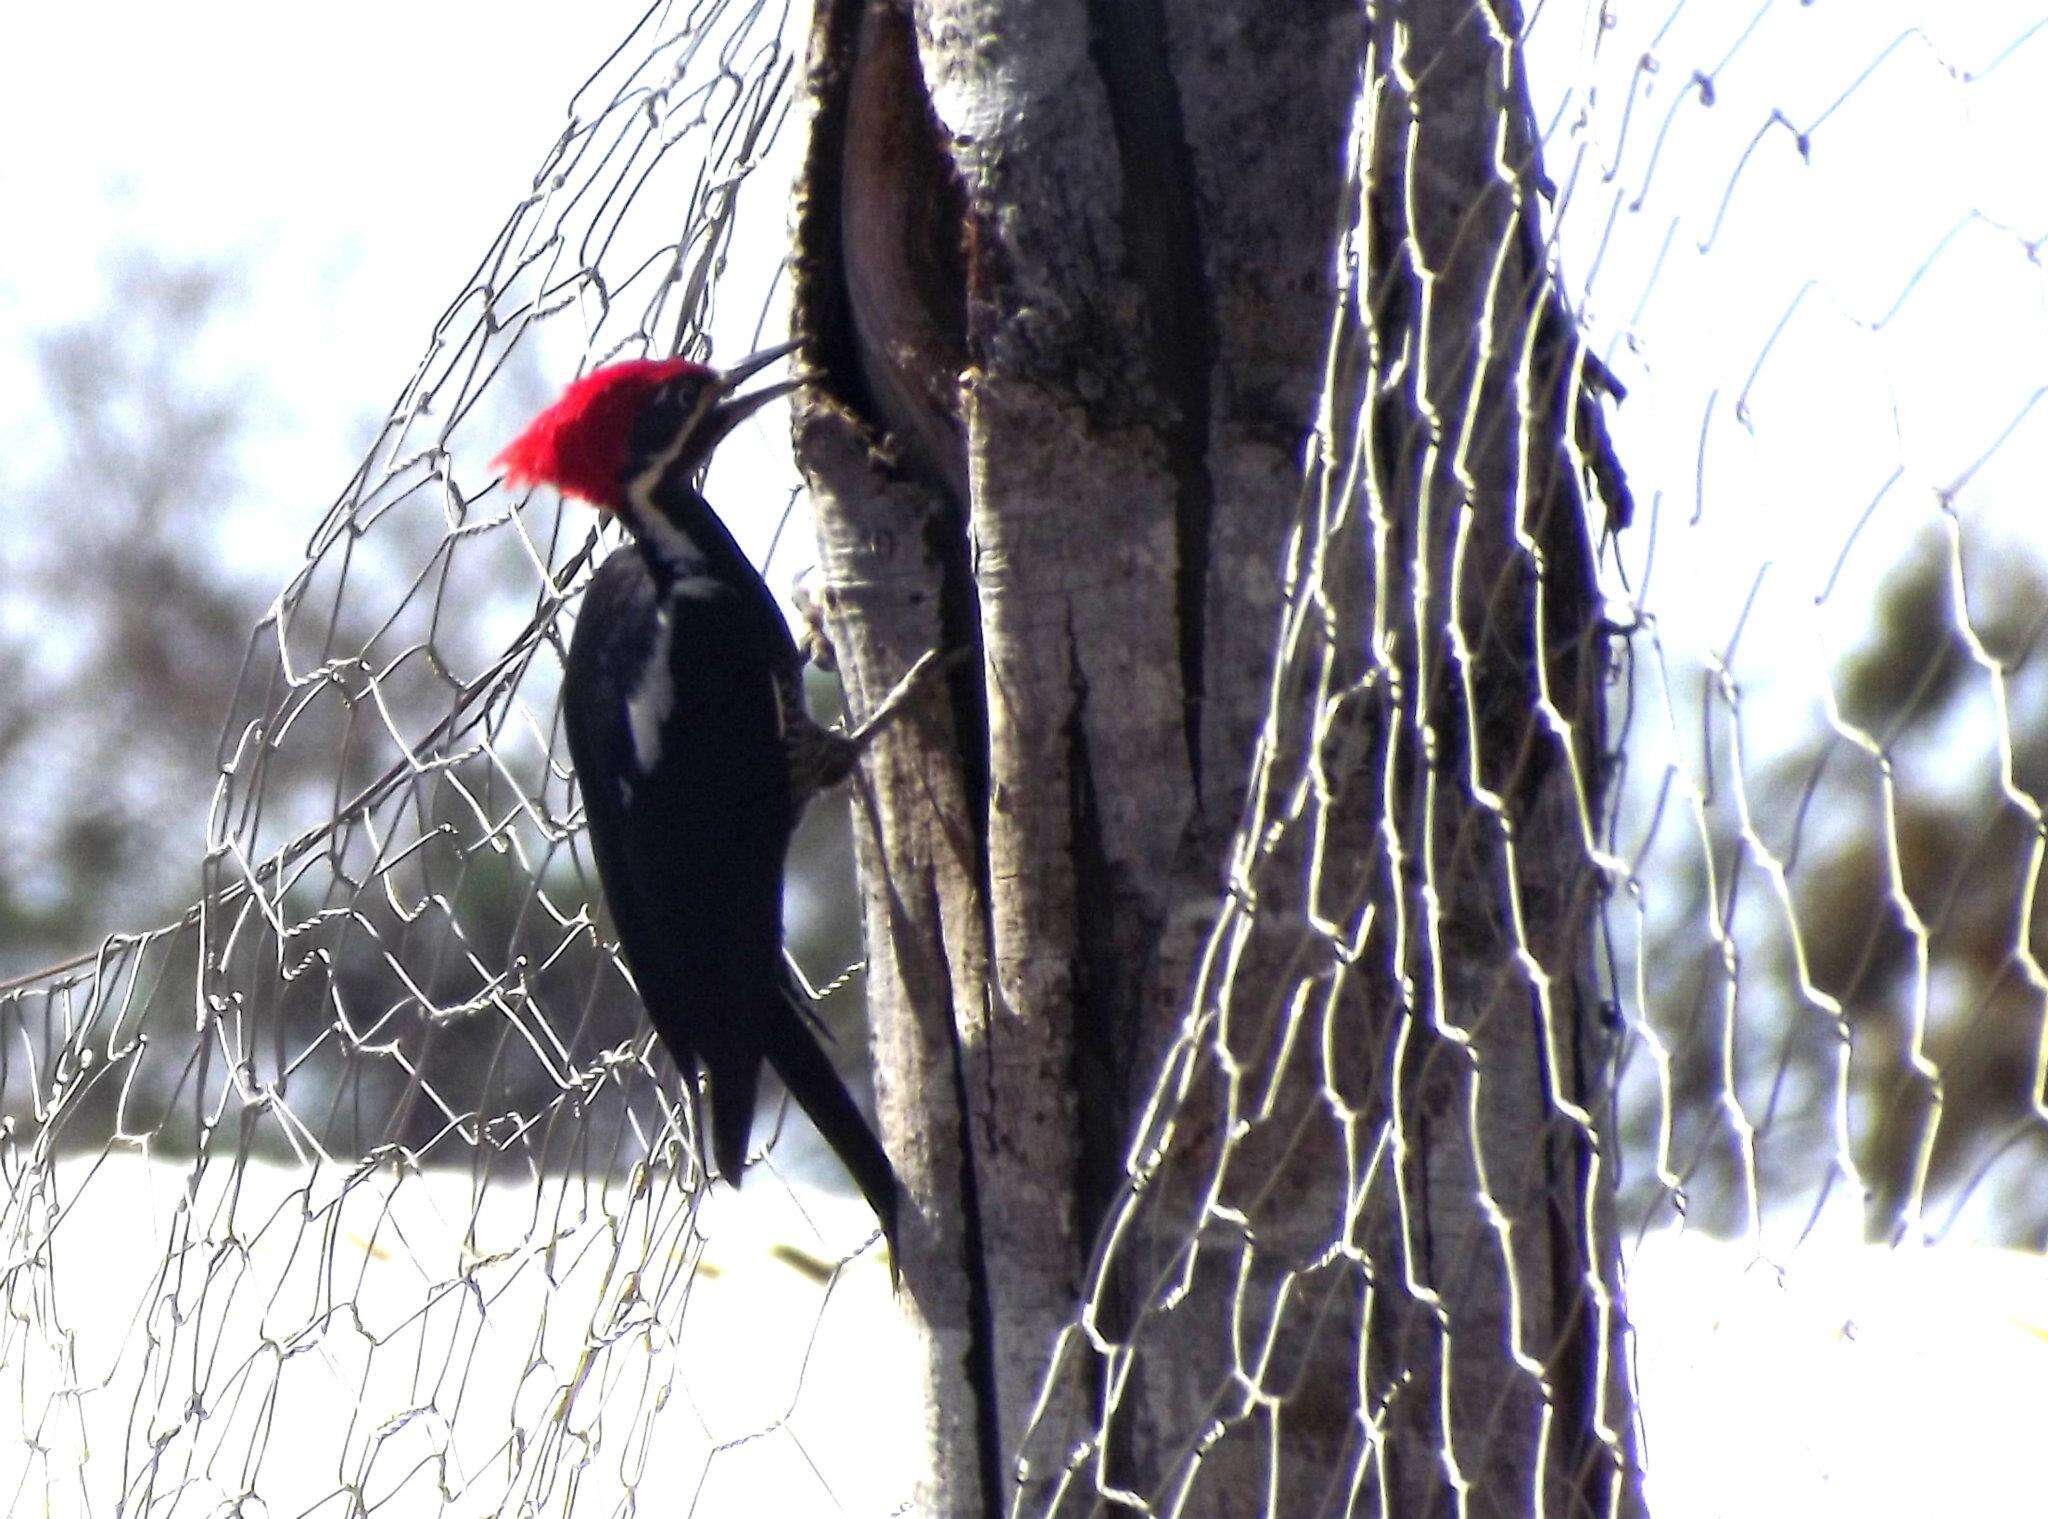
2 2 2045 1515
1013 7 2048 1514
0 2 906 1512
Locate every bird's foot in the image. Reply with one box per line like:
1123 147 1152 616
791 570 838 673
844 646 961 748
785 646 967 802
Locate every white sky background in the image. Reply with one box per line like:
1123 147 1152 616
3 1 2048 1515
0 0 807 588
1530 3 2048 746
1 0 627 473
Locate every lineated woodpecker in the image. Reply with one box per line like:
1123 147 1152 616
495 342 904 1249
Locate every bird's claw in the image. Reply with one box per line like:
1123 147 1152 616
844 646 960 748
785 645 965 804
791 571 838 673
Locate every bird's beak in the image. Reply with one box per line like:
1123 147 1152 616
718 339 802 389
700 340 814 448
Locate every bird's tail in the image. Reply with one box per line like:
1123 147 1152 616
701 1045 762 1196
758 992 902 1254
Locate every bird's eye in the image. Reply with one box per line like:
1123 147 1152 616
630 377 709 457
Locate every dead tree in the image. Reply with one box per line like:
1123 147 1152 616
792 1 1643 1513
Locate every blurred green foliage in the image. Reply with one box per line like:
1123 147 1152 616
1623 531 2048 1245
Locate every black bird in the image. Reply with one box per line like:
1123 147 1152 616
496 343 899 1248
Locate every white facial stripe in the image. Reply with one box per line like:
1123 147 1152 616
628 605 676 772
617 380 723 772
622 418 688 520
620 383 720 521
630 498 694 568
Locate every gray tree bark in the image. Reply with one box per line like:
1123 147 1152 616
792 2 1643 1515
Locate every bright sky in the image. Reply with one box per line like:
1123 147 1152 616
0 0 646 588
6 1 2042 662
1530 3 2048 750
4 2 2047 1513
2 0 628 368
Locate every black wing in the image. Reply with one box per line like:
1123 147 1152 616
562 550 897 1244
563 552 792 1170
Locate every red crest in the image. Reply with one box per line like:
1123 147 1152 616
494 358 711 510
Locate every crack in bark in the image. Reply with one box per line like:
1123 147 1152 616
827 0 990 890
1063 620 1125 1259
933 900 1006 1519
1062 616 1142 1506
1084 0 1217 800
795 4 1002 1508
840 0 970 502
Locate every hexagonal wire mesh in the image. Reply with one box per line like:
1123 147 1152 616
2 2 2044 1515
1011 8 2048 1514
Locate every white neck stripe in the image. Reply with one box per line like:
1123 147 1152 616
620 424 700 568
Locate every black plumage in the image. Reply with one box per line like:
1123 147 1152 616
538 360 899 1251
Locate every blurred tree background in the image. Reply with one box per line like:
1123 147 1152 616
0 253 870 1182
1619 530 2048 1247
0 255 257 961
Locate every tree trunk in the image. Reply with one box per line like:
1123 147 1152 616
791 1 1644 1514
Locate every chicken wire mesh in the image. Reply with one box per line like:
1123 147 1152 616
1013 6 2048 1515
0 2 908 1513
0 1 2044 1516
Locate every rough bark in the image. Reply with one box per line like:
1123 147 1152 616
791 1 1642 1515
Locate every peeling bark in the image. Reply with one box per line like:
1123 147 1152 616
791 1 1642 1514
